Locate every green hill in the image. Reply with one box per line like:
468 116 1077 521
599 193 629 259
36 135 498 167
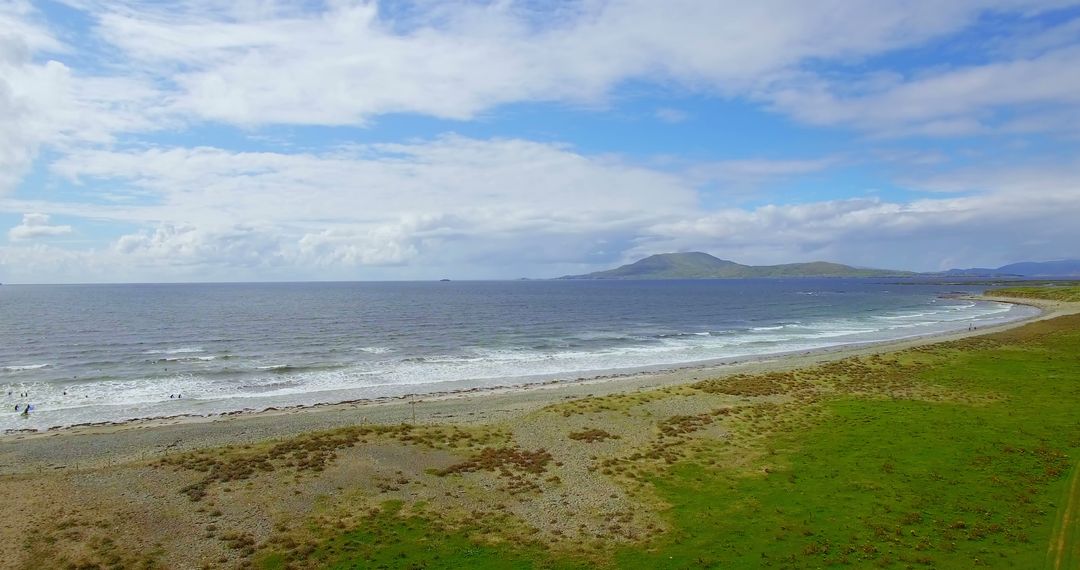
560 252 912 279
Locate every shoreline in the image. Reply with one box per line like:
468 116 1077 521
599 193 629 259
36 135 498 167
0 295 1072 474
0 296 1054 438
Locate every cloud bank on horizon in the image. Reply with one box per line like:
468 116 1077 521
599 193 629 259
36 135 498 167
2 0 1080 282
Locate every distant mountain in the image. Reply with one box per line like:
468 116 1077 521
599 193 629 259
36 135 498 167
559 252 913 280
937 259 1080 278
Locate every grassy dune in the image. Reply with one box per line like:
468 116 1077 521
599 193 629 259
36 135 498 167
3 308 1079 569
993 284 1080 302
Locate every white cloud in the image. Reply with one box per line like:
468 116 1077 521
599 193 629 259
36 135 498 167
5 176 1077 279
48 136 698 226
0 2 164 194
12 136 696 276
2 0 1076 202
8 213 73 240
903 158 1080 194
113 223 284 267
765 45 1080 136
80 1 1078 129
0 132 1072 278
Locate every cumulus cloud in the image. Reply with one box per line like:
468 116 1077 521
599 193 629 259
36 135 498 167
26 135 698 274
2 0 1078 196
7 213 73 241
766 45 1080 136
5 174 1078 280
76 0 1079 131
49 136 698 226
0 2 164 194
0 131 1072 278
112 224 286 268
0 3 61 193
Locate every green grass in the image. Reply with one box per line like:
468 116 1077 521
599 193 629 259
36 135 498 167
993 285 1080 302
257 315 1080 569
258 501 579 570
606 318 1080 568
616 397 1073 568
1047 462 1080 570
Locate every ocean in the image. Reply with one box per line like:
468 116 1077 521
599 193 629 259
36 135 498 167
0 279 1036 432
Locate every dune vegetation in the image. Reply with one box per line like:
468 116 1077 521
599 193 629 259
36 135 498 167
993 284 1080 303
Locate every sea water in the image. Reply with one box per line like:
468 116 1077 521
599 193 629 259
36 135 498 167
0 280 1037 431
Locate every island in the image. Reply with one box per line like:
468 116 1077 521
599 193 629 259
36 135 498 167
559 251 913 279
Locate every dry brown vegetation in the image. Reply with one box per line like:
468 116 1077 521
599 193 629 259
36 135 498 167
434 446 553 476
433 446 555 494
657 412 716 437
568 428 620 443
693 371 798 396
19 509 163 570
158 423 508 501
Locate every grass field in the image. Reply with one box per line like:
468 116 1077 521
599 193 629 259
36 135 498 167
1049 461 1080 570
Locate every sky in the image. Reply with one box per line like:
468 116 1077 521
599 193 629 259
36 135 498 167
2 1 1080 283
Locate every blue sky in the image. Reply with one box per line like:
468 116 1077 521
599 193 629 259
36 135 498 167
2 0 1080 282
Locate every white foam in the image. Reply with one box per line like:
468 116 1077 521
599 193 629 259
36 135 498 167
143 347 204 355
156 355 221 363
356 346 394 354
574 331 632 341
2 364 49 372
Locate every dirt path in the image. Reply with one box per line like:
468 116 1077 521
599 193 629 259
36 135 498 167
1049 459 1080 569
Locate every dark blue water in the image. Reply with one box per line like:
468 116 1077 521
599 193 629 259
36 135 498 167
0 280 1035 431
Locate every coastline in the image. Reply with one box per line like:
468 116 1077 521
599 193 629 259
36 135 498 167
0 294 1070 473
0 295 1033 437
2 293 1079 568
